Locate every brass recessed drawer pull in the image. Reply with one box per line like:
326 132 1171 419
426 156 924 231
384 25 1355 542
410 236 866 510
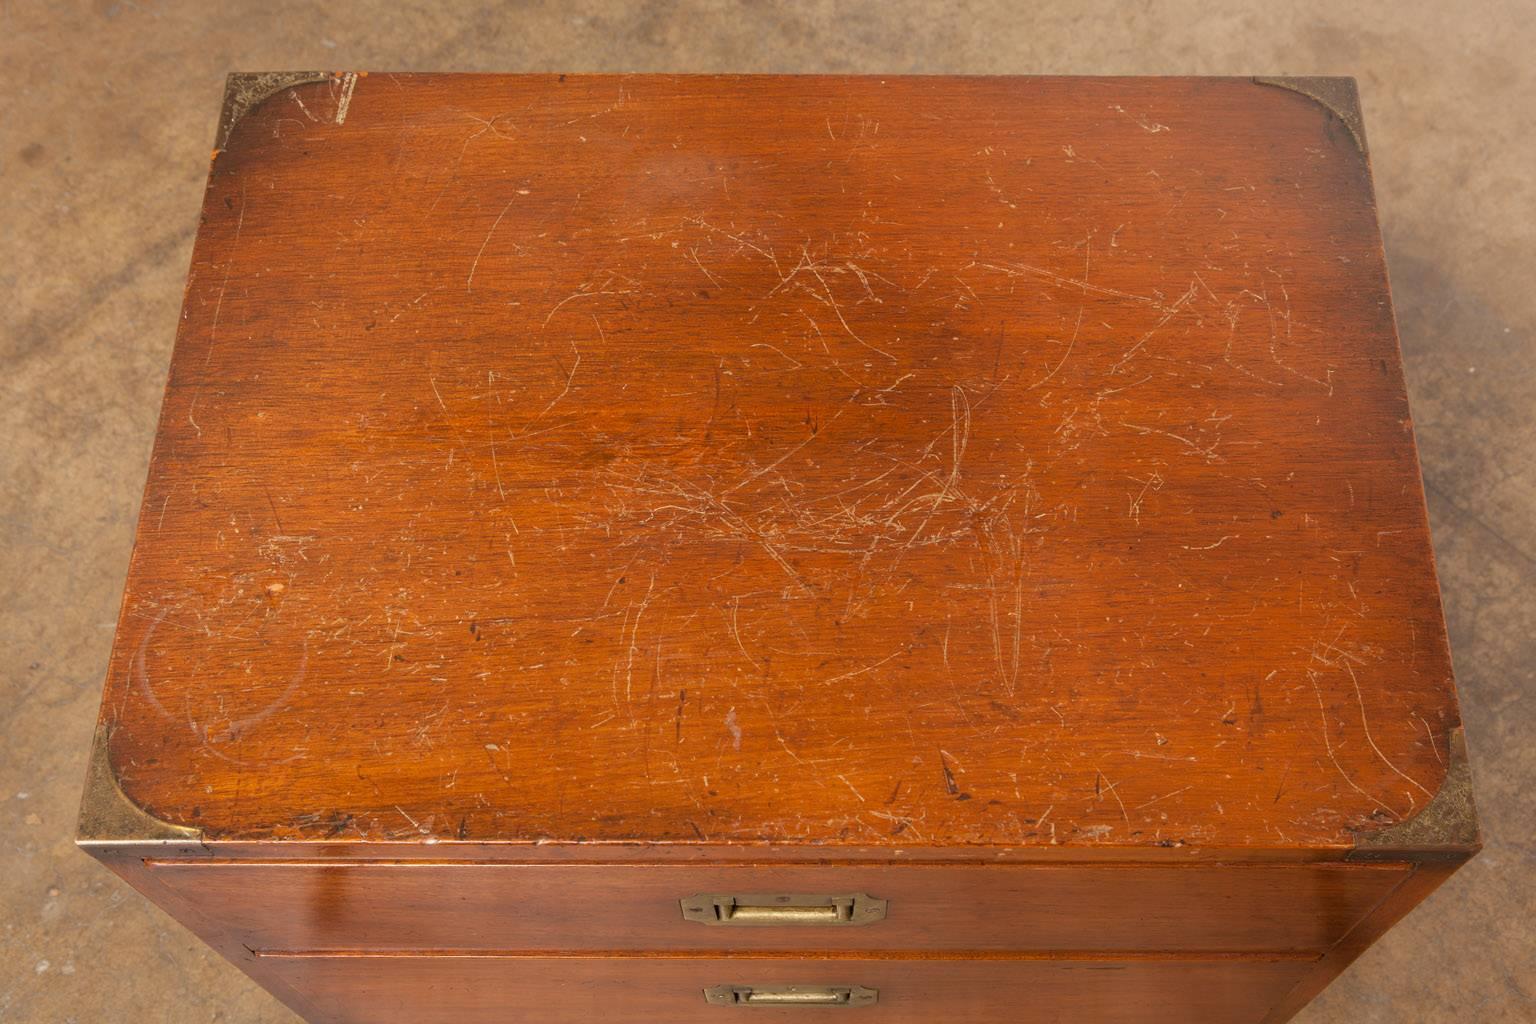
680 892 888 926
704 985 878 1007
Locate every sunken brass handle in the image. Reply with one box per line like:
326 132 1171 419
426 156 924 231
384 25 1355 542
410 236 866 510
727 904 843 924
680 893 887 926
704 985 878 1007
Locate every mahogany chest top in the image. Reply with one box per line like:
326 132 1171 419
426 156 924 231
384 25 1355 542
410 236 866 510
86 74 1470 862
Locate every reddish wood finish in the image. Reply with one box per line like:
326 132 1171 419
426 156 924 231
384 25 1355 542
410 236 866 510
144 860 1410 954
80 74 1477 1024
92 842 1448 1024
99 73 1461 852
1257 859 1465 1024
254 955 1319 1024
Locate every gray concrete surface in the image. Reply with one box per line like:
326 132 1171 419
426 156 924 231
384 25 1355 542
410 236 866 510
2 2 1531 1021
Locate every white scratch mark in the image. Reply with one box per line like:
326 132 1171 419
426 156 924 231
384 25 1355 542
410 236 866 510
189 186 245 436
1307 669 1401 818
335 72 358 125
1028 307 1083 391
1110 103 1171 133
488 435 506 500
467 197 518 291
1343 662 1433 798
822 650 902 686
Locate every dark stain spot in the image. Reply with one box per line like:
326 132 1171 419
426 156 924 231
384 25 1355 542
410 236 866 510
938 752 959 795
987 700 1022 721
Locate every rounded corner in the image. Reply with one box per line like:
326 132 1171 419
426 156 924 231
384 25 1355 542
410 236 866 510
1349 726 1481 860
1251 75 1368 156
77 722 204 847
215 71 341 151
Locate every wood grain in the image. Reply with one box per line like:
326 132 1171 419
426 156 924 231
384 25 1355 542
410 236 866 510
143 860 1411 953
1257 859 1463 1023
94 73 1462 853
253 954 1318 1024
79 73 1477 1024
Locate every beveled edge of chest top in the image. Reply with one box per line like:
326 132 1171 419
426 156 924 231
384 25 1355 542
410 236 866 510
80 717 1479 862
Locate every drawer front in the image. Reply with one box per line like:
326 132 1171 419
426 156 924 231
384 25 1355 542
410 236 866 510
261 954 1315 1024
148 860 1409 953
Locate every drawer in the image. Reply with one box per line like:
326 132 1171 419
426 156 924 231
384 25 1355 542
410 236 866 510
261 954 1316 1024
148 860 1409 953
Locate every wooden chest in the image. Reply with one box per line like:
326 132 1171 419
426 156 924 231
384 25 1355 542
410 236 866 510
79 73 1478 1024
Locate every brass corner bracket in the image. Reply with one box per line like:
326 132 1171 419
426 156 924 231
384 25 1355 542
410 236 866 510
216 71 334 150
1253 76 1368 155
77 722 203 846
1350 727 1480 860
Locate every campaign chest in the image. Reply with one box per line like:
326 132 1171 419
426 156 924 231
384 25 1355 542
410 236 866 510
79 73 1478 1024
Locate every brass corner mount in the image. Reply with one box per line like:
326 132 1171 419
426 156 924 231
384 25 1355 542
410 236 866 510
1253 76 1368 155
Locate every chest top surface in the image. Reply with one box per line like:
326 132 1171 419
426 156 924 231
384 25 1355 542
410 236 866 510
98 73 1461 853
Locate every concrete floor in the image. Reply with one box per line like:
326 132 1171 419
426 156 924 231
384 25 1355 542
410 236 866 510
2 2 1531 1021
